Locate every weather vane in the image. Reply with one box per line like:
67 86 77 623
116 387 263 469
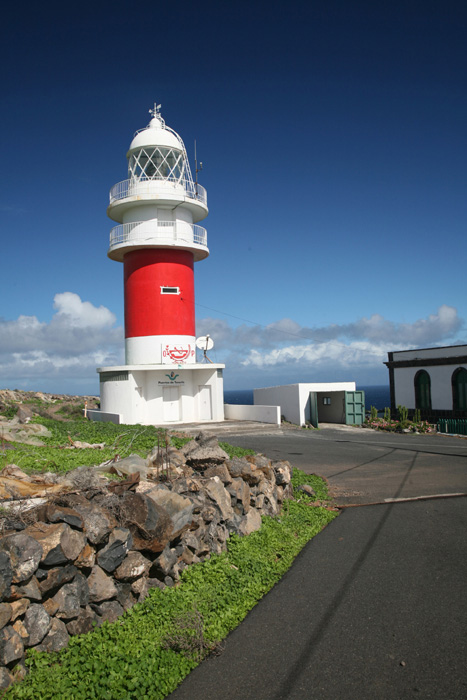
149 102 162 118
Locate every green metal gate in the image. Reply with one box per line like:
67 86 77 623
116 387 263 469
344 391 365 425
309 392 319 428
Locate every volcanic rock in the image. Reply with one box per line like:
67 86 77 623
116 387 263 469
23 604 51 646
0 533 42 584
35 618 69 652
25 523 86 566
97 528 133 573
0 626 23 666
87 566 117 603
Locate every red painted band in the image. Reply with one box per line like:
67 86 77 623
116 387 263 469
124 249 195 338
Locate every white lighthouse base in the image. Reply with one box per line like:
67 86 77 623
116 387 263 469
94 363 225 425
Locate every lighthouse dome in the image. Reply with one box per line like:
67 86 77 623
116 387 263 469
128 114 184 154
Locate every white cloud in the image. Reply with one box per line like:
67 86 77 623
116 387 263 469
0 293 123 393
303 304 462 345
242 340 390 369
52 292 116 329
198 305 465 384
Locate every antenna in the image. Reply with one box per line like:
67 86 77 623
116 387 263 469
194 139 203 188
195 335 214 363
149 102 162 118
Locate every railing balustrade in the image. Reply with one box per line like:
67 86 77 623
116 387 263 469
109 222 207 249
109 177 207 206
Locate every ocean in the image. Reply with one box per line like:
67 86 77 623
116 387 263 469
224 385 391 411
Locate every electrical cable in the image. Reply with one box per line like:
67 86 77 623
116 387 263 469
195 302 364 351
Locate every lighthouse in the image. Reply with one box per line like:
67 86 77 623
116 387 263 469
96 104 225 425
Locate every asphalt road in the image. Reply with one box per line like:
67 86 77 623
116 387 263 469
168 427 467 700
224 427 467 504
169 498 467 700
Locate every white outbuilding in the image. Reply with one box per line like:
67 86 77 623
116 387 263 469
253 383 365 427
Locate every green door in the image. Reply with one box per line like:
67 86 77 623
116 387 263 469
344 391 365 425
309 392 319 428
452 368 467 411
415 371 431 410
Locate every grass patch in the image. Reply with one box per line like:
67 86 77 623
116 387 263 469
3 419 169 474
219 441 255 459
5 471 336 699
2 419 255 474
291 467 330 501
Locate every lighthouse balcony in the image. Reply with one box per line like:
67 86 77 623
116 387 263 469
108 178 208 223
108 221 209 262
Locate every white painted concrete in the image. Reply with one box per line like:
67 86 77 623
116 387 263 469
86 410 121 424
394 364 467 410
254 382 356 426
97 363 224 425
224 404 281 425
128 115 184 151
125 335 197 365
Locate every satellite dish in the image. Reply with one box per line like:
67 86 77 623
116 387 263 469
196 335 214 363
196 335 214 351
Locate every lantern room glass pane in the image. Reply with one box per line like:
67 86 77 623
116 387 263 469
129 147 184 182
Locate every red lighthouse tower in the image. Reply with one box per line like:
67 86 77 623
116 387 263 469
108 103 208 365
97 104 224 425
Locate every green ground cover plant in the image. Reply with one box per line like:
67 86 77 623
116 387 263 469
5 468 336 700
0 406 18 419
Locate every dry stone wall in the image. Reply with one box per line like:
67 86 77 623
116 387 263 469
0 432 292 689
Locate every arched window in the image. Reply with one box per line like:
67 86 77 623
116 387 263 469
414 370 431 411
452 368 467 412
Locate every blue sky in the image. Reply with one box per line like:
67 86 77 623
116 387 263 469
1 1 466 394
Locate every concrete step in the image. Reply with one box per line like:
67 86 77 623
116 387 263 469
163 420 287 436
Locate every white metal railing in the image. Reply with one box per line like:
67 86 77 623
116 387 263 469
109 222 208 249
109 177 207 207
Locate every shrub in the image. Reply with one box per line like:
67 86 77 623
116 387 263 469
0 405 18 419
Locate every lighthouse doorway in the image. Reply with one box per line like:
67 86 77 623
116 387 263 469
198 385 212 420
163 386 180 421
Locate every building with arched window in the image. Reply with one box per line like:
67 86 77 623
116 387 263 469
385 345 467 420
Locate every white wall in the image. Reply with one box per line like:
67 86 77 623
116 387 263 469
254 385 301 425
99 370 134 424
190 367 225 422
394 364 467 410
87 410 121 424
97 364 224 425
224 404 280 424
